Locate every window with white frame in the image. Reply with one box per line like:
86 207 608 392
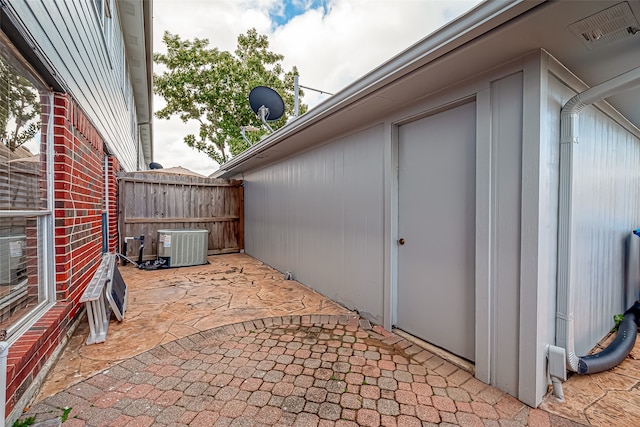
0 33 54 342
93 0 105 26
124 63 131 109
93 0 114 66
104 0 113 52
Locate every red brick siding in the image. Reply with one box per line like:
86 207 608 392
52 95 104 301
5 94 114 416
5 303 72 416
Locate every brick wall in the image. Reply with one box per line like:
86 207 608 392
53 95 104 304
5 94 118 416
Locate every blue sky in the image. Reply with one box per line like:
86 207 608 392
271 0 330 27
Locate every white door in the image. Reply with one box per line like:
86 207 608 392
396 102 476 361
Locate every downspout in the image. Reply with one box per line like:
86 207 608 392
552 67 640 397
0 340 9 427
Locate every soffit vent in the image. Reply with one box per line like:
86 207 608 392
569 1 639 49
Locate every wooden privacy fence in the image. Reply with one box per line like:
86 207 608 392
118 171 243 260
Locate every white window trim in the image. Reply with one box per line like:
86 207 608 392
92 0 115 69
1 92 55 345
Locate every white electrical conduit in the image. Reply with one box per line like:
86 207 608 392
554 66 640 394
0 341 9 427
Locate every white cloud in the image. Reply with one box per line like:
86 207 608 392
151 0 482 176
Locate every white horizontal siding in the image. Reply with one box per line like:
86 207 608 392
244 125 385 322
7 0 138 170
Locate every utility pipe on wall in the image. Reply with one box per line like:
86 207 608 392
552 66 640 398
0 340 9 427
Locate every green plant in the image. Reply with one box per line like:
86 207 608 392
12 416 36 427
612 313 625 332
60 407 72 422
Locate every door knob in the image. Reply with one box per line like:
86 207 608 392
398 238 405 245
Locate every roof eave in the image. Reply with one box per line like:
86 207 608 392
118 0 154 168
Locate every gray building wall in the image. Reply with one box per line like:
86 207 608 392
244 125 386 323
242 60 535 403
4 0 141 171
243 62 531 400
561 85 640 356
241 51 640 407
488 72 523 396
523 60 561 407
536 60 640 392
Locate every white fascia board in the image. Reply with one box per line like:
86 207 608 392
213 0 544 178
119 0 154 163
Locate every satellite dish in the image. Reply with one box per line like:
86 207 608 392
249 86 285 133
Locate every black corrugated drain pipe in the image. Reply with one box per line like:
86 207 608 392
576 301 640 375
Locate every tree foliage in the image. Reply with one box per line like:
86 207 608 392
154 29 306 165
0 57 41 152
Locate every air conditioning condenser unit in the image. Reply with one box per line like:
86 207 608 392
157 229 208 267
0 234 27 286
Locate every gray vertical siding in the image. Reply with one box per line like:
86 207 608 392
6 0 139 170
571 103 640 355
540 70 640 377
244 125 385 323
489 72 523 395
536 71 561 394
546 73 640 356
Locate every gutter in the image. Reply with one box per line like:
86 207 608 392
213 0 544 178
142 0 154 164
551 66 640 400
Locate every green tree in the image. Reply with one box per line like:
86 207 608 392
0 56 41 152
154 29 306 165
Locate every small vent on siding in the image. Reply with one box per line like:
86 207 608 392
569 2 639 49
